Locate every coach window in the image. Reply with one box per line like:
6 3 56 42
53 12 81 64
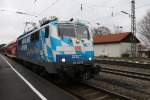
31 31 39 42
45 26 49 38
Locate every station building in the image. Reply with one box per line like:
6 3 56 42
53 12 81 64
93 32 140 57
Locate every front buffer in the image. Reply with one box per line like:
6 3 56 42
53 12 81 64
57 61 101 81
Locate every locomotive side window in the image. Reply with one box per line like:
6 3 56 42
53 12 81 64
58 24 75 37
31 34 34 42
26 36 30 43
31 31 39 42
45 26 49 38
18 40 22 45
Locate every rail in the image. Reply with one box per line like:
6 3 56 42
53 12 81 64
101 67 150 81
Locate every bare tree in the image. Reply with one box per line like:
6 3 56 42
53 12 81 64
138 11 150 46
114 26 123 33
92 26 111 36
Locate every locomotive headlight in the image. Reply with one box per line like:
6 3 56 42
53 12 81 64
62 58 66 62
89 57 92 61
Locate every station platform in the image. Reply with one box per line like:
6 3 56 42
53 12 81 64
0 54 78 100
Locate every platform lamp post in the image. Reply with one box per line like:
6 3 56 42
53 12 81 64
0 9 38 17
0 9 7 11
0 9 38 35
121 11 131 17
16 11 38 17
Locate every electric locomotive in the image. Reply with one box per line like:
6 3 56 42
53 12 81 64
17 18 100 80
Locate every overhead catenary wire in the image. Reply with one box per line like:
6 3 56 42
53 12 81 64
29 0 150 23
74 0 115 9
34 0 37 3
100 0 113 5
29 0 150 21
119 3 150 14
136 3 150 9
92 2 150 22
0 9 38 17
38 0 60 15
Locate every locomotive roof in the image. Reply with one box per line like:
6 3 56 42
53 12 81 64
17 21 54 40
17 20 87 40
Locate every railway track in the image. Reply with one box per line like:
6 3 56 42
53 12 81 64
8 56 150 100
10 57 133 100
101 67 150 81
9 57 149 100
95 59 150 69
95 59 150 81
56 82 132 100
93 60 150 100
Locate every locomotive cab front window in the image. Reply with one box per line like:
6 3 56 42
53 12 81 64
76 25 90 39
58 23 90 39
58 24 75 38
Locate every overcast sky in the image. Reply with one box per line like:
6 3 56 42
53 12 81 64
0 0 150 44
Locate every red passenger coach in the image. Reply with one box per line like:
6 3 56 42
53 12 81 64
6 41 17 57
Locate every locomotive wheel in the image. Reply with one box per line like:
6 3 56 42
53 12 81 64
94 72 101 80
39 69 48 77
82 72 91 80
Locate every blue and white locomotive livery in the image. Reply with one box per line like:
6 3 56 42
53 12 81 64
17 18 99 79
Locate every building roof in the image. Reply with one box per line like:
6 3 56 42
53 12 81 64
93 32 139 44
